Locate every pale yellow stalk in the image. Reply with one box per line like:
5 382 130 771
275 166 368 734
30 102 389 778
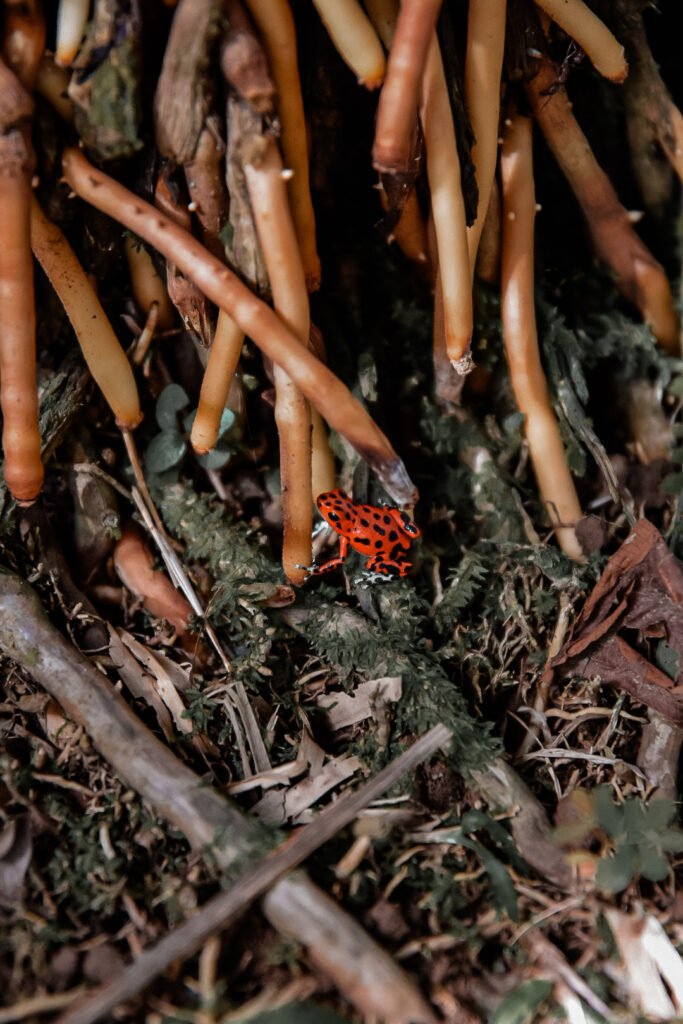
124 236 176 330
55 0 89 66
533 0 627 82
30 197 141 429
311 0 385 89
420 34 472 369
191 310 244 454
500 113 583 560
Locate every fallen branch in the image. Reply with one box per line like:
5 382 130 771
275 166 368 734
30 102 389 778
55 726 450 1024
526 61 679 352
0 569 435 1023
62 148 417 505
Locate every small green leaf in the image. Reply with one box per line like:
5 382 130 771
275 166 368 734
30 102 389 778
595 787 624 838
667 376 683 399
596 846 635 893
659 829 683 853
476 844 519 922
197 446 232 471
218 407 236 436
491 979 553 1024
145 430 187 474
637 845 669 883
156 384 190 430
644 799 677 832
661 472 683 495
655 641 680 681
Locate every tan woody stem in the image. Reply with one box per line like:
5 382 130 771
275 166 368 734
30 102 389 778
244 0 321 290
311 0 385 89
244 137 312 585
465 0 507 270
526 63 679 353
500 111 583 561
420 35 473 369
62 149 417 506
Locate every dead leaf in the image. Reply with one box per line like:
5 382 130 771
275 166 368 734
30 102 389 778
550 521 683 722
316 677 402 731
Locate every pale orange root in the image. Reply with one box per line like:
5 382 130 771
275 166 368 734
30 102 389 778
526 63 679 353
244 137 312 585
500 111 583 561
244 0 321 290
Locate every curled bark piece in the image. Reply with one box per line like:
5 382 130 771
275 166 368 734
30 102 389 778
244 135 313 586
533 0 627 82
191 310 244 454
114 522 194 635
500 112 583 560
55 0 89 66
526 62 678 352
464 0 507 270
220 0 275 114
154 0 222 165
311 0 385 89
184 123 230 259
62 148 417 505
30 196 142 429
420 35 473 368
373 0 442 175
0 569 436 1024
3 0 46 89
0 61 43 503
244 0 320 289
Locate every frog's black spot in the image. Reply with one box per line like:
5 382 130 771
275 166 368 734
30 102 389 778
389 530 398 541
383 515 391 524
360 518 369 527
390 544 404 561
357 537 370 545
374 526 385 537
373 512 381 519
375 540 383 549
328 512 339 523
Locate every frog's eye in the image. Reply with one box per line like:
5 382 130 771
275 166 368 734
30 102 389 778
327 511 340 523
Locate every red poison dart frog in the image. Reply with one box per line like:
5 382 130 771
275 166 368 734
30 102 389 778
310 489 420 579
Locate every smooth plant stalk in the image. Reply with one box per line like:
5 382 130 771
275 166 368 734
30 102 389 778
363 0 397 47
244 0 321 289
383 187 429 264
420 35 473 370
62 149 416 506
526 63 679 353
35 55 74 121
500 113 583 561
244 138 313 585
191 310 244 454
465 0 507 270
533 0 627 82
55 0 89 66
311 0 385 89
0 62 42 503
310 409 337 497
372 0 442 174
30 197 142 429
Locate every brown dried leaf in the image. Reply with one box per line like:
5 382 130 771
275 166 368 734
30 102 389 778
0 814 31 905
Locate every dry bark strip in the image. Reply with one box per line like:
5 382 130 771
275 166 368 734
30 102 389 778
0 569 435 1023
55 726 450 1024
62 148 417 506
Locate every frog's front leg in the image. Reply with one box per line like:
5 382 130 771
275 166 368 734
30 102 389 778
308 535 349 576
